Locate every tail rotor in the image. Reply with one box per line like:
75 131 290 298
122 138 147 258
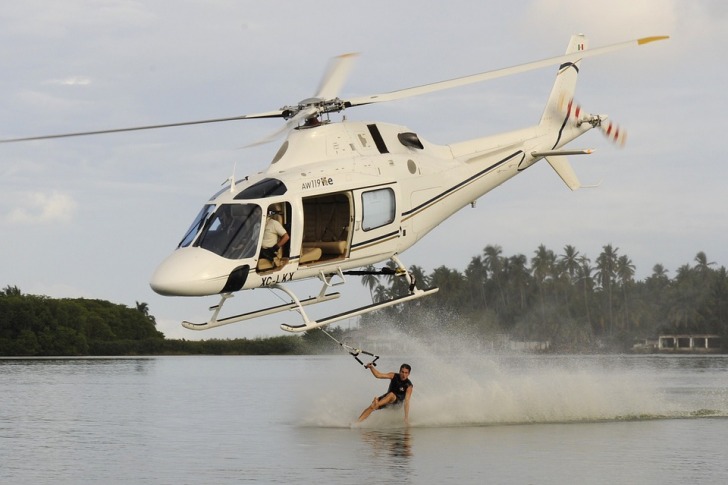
600 119 627 147
562 98 627 147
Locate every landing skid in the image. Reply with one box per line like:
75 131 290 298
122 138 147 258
280 286 439 333
181 255 439 333
182 285 340 331
282 253 439 332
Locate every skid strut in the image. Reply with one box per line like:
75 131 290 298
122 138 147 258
182 256 439 333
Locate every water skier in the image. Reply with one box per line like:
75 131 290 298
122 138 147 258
357 363 413 425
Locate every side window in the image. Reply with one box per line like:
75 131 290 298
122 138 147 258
361 188 395 231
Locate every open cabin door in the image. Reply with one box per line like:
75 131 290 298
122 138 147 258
299 192 353 266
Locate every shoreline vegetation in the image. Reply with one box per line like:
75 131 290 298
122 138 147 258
2 245 727 356
0 286 345 357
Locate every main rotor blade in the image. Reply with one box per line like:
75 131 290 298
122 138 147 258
315 52 359 100
0 110 284 143
346 36 669 107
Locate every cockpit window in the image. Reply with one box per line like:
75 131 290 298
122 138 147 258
195 204 262 259
208 178 249 202
178 204 215 248
234 178 287 199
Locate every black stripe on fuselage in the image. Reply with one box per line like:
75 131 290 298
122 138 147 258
350 230 400 252
401 150 524 221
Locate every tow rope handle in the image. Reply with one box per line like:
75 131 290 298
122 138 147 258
318 328 380 368
351 349 379 368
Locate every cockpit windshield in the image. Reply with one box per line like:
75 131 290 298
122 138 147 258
178 204 215 248
195 204 262 259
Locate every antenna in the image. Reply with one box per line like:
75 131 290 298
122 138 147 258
229 162 237 193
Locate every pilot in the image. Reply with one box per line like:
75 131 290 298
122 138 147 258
260 207 289 264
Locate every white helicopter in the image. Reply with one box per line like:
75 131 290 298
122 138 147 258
3 34 667 333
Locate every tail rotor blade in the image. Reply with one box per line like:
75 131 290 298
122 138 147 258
601 120 627 147
560 98 627 147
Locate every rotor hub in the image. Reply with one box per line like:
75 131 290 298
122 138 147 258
279 97 349 120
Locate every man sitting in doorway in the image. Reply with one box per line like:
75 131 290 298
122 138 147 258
259 207 289 266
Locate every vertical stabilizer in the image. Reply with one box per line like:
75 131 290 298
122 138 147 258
540 34 587 126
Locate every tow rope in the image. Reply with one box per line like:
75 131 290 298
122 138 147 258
318 327 379 368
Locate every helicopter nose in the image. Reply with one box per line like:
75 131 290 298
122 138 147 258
150 247 232 296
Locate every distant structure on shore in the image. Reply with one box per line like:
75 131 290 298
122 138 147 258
634 335 722 353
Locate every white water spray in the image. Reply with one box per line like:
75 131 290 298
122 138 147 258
297 320 726 428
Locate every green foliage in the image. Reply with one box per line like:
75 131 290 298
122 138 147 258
0 288 315 356
4 244 728 357
0 291 164 356
363 247 728 352
301 326 345 353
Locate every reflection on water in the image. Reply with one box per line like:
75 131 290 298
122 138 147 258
0 357 155 374
359 428 412 480
361 428 413 458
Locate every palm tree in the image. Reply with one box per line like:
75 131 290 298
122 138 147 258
557 245 582 319
669 264 701 331
429 266 465 309
616 255 635 284
559 245 581 282
704 266 728 333
135 301 156 326
373 284 391 304
360 265 380 302
694 251 715 274
649 263 669 280
507 254 531 312
1 285 22 297
532 245 556 280
135 301 149 313
465 256 487 310
693 251 716 303
577 255 594 331
616 254 636 332
531 244 556 324
483 245 507 309
595 244 619 336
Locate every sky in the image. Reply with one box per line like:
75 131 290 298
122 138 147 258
1 1 726 340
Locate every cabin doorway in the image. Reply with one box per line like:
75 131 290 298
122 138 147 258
300 192 352 265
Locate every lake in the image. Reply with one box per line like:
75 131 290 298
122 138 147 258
1 350 727 484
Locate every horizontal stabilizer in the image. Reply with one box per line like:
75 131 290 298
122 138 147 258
532 149 593 157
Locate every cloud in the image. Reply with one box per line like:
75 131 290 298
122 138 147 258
43 76 92 86
524 0 679 39
5 191 78 224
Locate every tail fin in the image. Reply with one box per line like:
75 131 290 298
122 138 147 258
538 34 588 190
540 34 587 126
545 156 581 191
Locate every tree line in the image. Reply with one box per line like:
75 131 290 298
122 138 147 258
4 243 726 356
359 245 728 352
0 286 330 356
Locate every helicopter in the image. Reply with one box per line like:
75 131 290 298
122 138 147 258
2 34 668 333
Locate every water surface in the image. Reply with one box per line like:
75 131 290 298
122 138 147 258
1 354 726 484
